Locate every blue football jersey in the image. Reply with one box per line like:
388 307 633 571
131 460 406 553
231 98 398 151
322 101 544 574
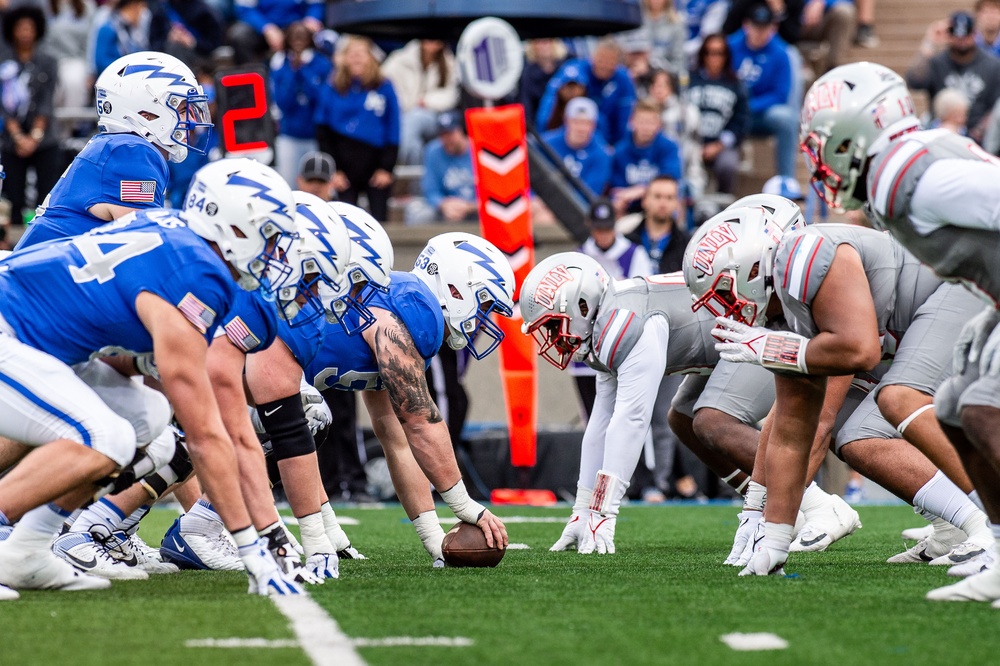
0 210 237 365
280 271 444 391
16 134 169 250
218 289 279 354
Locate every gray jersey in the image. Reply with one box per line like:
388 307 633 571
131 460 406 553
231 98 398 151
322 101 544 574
585 273 719 376
867 128 1000 305
772 224 941 344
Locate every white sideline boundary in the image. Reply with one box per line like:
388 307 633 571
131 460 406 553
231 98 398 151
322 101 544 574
271 594 366 666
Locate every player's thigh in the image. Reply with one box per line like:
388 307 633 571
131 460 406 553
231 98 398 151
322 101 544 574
73 359 172 444
0 336 136 466
833 388 897 456
670 374 708 420
693 360 775 425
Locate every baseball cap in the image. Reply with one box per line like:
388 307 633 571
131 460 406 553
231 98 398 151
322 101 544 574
298 151 335 182
949 11 975 38
747 3 775 25
565 96 598 122
762 175 804 201
589 197 615 229
437 110 463 134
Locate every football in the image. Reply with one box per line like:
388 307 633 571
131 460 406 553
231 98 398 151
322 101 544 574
441 522 505 568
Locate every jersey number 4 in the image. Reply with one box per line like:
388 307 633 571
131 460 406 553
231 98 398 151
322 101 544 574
69 232 164 284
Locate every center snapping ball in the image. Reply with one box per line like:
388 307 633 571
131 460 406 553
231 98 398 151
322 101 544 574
441 522 505 568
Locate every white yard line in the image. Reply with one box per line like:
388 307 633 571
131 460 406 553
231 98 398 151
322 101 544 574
186 638 300 649
186 636 474 650
271 594 366 666
719 632 789 651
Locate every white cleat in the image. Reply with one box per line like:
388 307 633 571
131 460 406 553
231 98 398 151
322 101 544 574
53 532 148 580
106 532 179 575
901 524 934 541
887 523 966 564
927 568 1000 602
928 538 991 567
160 518 245 571
790 495 862 553
0 583 19 600
0 542 110 591
948 544 996 578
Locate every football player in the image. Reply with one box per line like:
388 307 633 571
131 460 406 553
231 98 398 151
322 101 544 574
800 61 1000 602
15 51 211 250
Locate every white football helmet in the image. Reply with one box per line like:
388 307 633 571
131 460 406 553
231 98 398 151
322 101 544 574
275 191 352 325
95 51 213 163
728 193 806 231
183 158 297 291
411 232 515 360
328 202 394 335
683 206 786 327
520 253 609 370
800 61 919 210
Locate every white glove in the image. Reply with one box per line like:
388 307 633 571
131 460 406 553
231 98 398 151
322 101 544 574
734 518 764 567
955 307 1000 374
299 378 332 434
738 541 787 577
577 511 617 554
306 552 340 580
549 510 585 551
724 510 762 566
979 316 1000 377
239 538 304 596
712 317 809 374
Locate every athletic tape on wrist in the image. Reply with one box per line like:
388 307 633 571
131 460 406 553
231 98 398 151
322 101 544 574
760 332 809 374
440 480 486 524
589 470 628 515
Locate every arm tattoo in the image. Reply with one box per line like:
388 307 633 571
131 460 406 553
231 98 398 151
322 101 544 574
375 313 444 424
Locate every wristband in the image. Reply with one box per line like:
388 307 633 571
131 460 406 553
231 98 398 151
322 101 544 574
759 332 810 374
440 479 486 524
589 470 629 516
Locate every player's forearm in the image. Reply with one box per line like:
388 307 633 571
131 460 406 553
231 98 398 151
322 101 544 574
403 420 462 492
804 332 881 375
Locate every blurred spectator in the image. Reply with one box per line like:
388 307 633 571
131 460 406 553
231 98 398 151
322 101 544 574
228 0 324 65
405 111 476 226
683 0 730 59
540 67 586 131
536 38 637 145
541 96 612 197
729 4 799 178
907 11 1000 141
314 35 399 223
977 0 1000 57
1 4 61 227
271 20 331 186
932 87 970 134
854 0 879 48
618 0 686 77
623 175 688 274
148 0 224 63
42 0 96 112
610 99 681 217
571 197 653 419
381 40 459 165
687 34 749 195
800 1 857 74
620 32 656 90
520 38 567 127
92 0 149 75
295 150 335 200
649 68 706 200
725 0 805 46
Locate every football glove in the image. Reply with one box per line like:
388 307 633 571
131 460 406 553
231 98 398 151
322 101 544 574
299 377 332 434
239 538 303 596
550 486 593 552
979 316 1000 377
260 523 321 584
739 543 787 577
955 307 1000 374
577 511 617 555
725 510 762 566
306 552 339 580
712 317 809 374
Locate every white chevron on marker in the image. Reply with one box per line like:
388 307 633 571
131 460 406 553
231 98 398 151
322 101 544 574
485 197 528 223
478 146 525 176
505 247 532 272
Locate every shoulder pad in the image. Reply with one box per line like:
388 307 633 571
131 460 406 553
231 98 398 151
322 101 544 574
591 308 642 373
773 231 835 307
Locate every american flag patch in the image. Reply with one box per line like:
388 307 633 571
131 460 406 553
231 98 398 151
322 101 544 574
178 293 216 334
120 180 156 202
224 316 261 353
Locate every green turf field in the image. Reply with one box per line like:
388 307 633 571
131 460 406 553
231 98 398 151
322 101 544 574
1 503 996 666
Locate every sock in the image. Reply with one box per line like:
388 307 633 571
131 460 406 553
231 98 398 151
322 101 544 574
969 490 985 512
744 480 766 512
8 504 71 550
412 510 445 560
763 521 794 554
0 508 9 526
298 511 334 557
320 502 350 551
179 498 223 536
913 471 990 540
799 482 829 516
120 505 152 536
69 497 125 536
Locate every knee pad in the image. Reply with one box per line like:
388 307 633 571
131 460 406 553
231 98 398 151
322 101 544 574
142 426 179 471
140 441 194 500
129 386 172 445
257 394 316 461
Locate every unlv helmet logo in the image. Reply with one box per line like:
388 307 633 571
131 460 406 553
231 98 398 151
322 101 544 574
802 80 844 125
692 224 739 276
534 264 574 309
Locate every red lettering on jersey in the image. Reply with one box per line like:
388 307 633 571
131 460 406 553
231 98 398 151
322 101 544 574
692 224 739 276
802 81 843 125
534 264 575 309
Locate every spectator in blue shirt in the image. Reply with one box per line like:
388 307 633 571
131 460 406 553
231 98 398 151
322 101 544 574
610 99 681 216
728 4 798 178
405 111 477 226
520 38 568 128
315 35 399 223
228 0 324 64
92 0 149 75
977 0 1000 57
541 96 612 198
536 38 637 145
271 20 332 186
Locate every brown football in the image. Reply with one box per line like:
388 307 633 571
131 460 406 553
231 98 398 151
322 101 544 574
441 522 505 567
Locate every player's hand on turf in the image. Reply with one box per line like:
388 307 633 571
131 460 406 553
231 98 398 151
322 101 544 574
578 511 616 554
725 510 762 566
738 542 787 577
476 510 508 550
977 314 1000 376
955 307 1000 374
550 511 585 551
306 553 340 580
337 545 367 560
239 539 304 596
